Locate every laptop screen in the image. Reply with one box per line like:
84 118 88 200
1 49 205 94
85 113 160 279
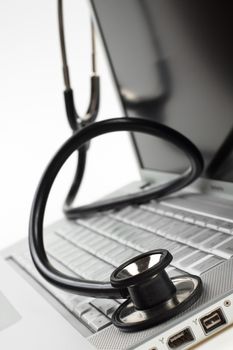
91 0 233 183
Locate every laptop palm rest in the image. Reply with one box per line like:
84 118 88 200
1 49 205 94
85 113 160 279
0 291 21 332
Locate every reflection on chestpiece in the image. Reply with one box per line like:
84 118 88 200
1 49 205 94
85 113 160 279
110 250 202 332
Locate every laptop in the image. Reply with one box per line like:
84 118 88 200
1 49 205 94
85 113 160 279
1 0 233 349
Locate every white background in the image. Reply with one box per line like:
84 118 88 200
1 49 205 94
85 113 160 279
0 1 232 349
0 0 139 249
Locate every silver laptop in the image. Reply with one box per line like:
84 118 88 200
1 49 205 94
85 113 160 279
1 0 233 349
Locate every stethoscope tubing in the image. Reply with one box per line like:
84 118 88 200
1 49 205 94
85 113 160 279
29 117 203 299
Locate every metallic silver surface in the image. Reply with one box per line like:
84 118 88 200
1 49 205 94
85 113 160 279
114 276 198 325
89 256 233 350
58 0 97 89
115 253 162 280
2 182 233 348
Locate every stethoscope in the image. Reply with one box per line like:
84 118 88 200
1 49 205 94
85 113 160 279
29 0 204 332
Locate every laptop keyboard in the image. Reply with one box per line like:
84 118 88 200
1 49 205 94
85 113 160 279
12 200 233 333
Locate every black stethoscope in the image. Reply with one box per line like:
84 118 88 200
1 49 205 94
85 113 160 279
29 0 204 332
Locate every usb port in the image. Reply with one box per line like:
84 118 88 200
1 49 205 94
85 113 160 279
168 328 195 349
200 308 226 334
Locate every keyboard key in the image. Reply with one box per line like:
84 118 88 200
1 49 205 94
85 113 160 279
115 299 125 304
74 302 92 317
202 233 231 252
159 222 191 239
110 226 136 241
173 210 186 221
172 246 196 264
91 299 119 317
194 217 207 227
190 255 224 275
87 264 114 281
49 247 81 264
154 218 174 232
142 217 170 234
53 246 80 261
71 229 96 245
89 315 111 332
46 240 66 255
82 308 102 323
65 252 92 269
134 212 160 228
74 256 103 274
113 206 136 220
113 248 138 265
60 249 87 265
188 229 217 247
163 208 175 217
98 242 124 259
129 231 154 245
97 219 120 232
142 201 162 213
176 226 202 243
125 208 148 222
166 266 186 278
218 222 233 234
54 222 77 236
82 234 104 248
137 235 175 252
167 242 184 255
206 219 223 231
183 213 196 224
145 214 169 229
177 250 207 270
82 215 107 225
64 295 91 311
125 210 165 231
212 238 233 259
104 222 127 236
45 232 64 246
48 238 70 252
78 216 102 227
87 239 113 255
68 253 94 270
65 225 86 239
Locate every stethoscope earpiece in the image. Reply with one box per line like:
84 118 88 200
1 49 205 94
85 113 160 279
58 0 100 132
110 250 202 331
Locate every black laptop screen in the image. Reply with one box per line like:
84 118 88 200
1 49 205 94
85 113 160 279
91 0 233 182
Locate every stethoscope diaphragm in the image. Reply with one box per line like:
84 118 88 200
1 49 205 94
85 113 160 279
110 250 202 331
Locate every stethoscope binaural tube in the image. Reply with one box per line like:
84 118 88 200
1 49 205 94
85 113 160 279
58 0 100 130
29 117 203 299
58 0 100 218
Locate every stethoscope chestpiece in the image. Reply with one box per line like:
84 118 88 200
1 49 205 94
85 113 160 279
110 249 203 332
